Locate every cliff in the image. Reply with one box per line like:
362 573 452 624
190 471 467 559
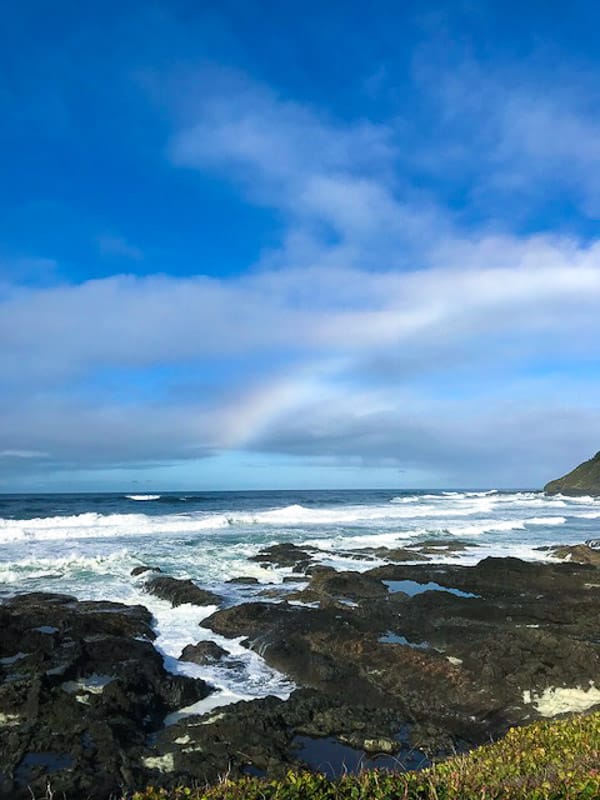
544 451 600 496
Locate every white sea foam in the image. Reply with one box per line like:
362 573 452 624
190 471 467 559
126 494 161 501
0 550 134 583
446 519 526 536
234 502 487 524
164 690 245 724
0 511 231 544
0 490 591 548
523 684 600 716
0 503 500 544
437 514 566 537
552 494 599 504
145 596 294 712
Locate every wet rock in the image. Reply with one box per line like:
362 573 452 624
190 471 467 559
56 554 598 793
354 736 397 754
288 567 388 605
350 547 429 562
202 597 478 721
180 641 229 665
202 601 372 700
547 544 600 566
586 538 600 549
249 543 315 571
0 593 212 800
203 555 600 757
258 586 290 599
131 565 162 576
145 575 221 607
5 554 600 796
366 555 600 601
290 732 423 776
148 688 404 786
408 538 477 554
226 576 260 585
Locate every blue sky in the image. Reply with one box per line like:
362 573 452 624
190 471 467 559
2 0 600 491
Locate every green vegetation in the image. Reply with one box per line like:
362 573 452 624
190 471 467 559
544 450 600 495
130 711 600 799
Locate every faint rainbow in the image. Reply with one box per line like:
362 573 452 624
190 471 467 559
216 359 346 450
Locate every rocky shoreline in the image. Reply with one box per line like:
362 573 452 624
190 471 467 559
2 542 600 799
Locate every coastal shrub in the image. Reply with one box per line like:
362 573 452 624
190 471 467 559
129 710 600 799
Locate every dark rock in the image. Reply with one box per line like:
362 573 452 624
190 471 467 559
547 544 600 566
0 593 212 800
409 538 477 554
258 587 289 599
350 546 430 562
201 554 600 760
366 555 600 603
145 575 221 607
131 565 162 576
202 598 471 715
287 567 388 605
249 543 315 571
180 641 229 665
348 541 477 562
545 450 600 495
586 539 600 549
147 688 406 786
226 576 260 585
5 553 600 796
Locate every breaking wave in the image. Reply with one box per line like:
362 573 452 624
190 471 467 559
0 496 581 546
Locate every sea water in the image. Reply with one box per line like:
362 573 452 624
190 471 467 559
0 488 597 711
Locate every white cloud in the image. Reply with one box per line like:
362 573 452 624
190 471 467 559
1 231 600 484
2 234 600 379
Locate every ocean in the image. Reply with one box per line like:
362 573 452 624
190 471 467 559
1 488 597 716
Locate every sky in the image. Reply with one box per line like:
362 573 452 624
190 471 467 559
2 0 600 492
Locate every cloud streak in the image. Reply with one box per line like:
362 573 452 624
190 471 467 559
2 235 600 376
96 234 144 261
0 450 48 459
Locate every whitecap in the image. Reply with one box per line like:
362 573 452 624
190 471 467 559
446 519 526 536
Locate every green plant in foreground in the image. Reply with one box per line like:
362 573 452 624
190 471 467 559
129 710 600 799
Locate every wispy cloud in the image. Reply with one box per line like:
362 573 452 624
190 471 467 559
96 234 143 261
410 52 600 218
167 68 441 270
0 257 59 290
0 450 48 459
